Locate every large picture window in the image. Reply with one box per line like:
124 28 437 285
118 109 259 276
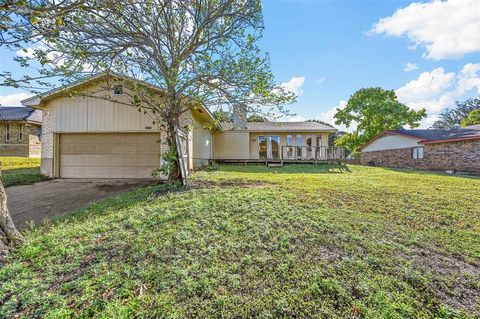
296 134 302 158
412 147 424 159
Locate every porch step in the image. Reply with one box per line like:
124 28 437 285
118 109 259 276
267 163 283 168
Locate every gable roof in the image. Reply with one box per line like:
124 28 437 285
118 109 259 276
389 127 480 144
20 72 222 131
224 121 337 132
0 106 42 124
360 126 480 150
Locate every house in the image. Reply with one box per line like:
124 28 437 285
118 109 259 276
0 106 42 158
214 121 340 162
21 73 342 179
360 125 480 174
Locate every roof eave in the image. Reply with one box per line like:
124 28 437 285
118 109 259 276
421 136 480 144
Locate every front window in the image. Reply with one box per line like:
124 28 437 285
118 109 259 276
6 124 10 141
412 147 424 159
18 125 23 141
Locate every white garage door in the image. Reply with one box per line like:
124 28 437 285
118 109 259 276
59 133 161 178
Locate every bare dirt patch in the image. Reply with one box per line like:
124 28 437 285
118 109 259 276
410 246 480 315
190 178 269 189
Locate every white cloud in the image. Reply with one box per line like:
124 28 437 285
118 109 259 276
284 115 306 122
317 100 356 132
396 63 480 127
281 76 305 96
0 93 32 106
317 77 325 84
396 67 456 114
403 62 418 72
370 0 480 59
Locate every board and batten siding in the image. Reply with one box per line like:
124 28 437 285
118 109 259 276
49 96 157 132
362 134 423 153
39 81 206 177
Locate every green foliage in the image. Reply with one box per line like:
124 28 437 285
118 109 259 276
334 87 426 151
460 109 480 127
152 149 178 178
433 97 480 129
1 165 479 318
246 114 267 122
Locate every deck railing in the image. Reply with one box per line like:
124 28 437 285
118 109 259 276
280 146 346 161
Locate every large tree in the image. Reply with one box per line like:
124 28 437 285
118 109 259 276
0 166 24 262
461 109 480 127
432 97 480 129
1 0 293 180
334 87 426 152
0 0 293 256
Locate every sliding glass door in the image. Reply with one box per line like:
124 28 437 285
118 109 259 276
258 136 280 159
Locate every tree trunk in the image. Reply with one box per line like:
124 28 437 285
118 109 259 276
0 165 24 261
166 122 182 183
164 96 184 184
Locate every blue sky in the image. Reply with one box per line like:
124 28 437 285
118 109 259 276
1 0 479 129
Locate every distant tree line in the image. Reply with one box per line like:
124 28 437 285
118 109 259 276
432 97 480 129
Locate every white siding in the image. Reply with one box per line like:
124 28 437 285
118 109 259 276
49 96 157 133
362 134 423 152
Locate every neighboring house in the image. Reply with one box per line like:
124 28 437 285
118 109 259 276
0 106 42 158
21 73 341 179
360 125 480 174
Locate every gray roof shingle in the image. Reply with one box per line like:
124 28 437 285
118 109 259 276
388 127 480 143
224 121 336 132
0 106 42 123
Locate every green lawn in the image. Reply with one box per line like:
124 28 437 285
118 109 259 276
1 165 479 318
0 157 49 187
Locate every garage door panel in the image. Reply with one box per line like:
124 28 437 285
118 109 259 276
59 133 160 178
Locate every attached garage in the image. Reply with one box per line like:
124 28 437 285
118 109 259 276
58 133 161 178
20 73 221 179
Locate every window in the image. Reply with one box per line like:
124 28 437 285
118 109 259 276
5 124 10 141
37 126 42 141
286 134 293 158
18 125 23 141
113 84 123 95
296 134 302 158
412 147 424 159
286 135 292 146
296 134 302 145
306 134 312 146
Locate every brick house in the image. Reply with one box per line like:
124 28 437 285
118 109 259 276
0 106 42 157
360 125 480 174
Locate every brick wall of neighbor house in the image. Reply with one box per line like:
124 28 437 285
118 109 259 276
361 139 480 173
0 123 41 157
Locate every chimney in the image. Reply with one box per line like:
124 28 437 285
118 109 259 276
232 104 247 129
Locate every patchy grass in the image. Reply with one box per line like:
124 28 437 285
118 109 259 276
0 157 49 187
0 165 479 318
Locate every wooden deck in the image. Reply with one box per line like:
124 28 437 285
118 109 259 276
213 159 346 165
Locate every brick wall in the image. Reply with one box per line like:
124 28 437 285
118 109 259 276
361 139 480 173
0 122 42 157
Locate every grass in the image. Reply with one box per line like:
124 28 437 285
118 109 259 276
0 164 479 318
0 157 49 187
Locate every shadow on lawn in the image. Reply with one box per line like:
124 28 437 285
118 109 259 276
215 163 351 175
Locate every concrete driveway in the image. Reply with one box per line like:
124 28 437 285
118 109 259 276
6 179 154 229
